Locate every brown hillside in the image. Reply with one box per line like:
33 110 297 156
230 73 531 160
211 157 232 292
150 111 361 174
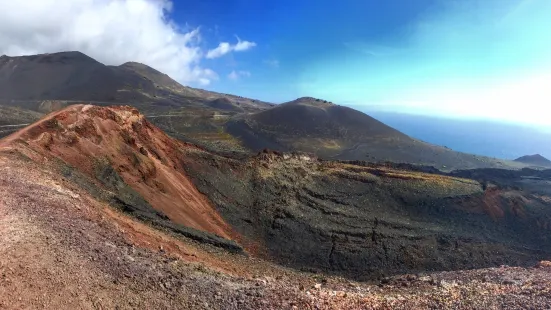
0 104 235 240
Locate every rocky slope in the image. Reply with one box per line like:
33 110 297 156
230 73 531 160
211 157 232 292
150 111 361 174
181 149 551 280
2 153 551 309
0 104 242 250
226 97 524 170
2 105 551 308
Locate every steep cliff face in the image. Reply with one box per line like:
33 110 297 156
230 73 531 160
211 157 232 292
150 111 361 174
0 104 237 241
180 149 551 280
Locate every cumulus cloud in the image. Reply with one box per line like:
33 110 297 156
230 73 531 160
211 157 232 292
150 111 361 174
206 36 256 59
234 36 257 51
228 70 251 81
0 0 241 86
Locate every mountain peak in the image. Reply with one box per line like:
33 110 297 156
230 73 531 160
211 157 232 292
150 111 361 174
0 51 98 62
39 51 98 63
284 96 335 108
120 61 159 72
514 154 551 166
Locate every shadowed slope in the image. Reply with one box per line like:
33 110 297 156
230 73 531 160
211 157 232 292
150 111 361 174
227 97 525 170
515 154 551 167
180 149 551 280
0 52 129 102
0 51 272 112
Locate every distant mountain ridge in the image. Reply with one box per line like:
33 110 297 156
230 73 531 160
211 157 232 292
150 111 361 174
0 51 272 112
226 97 525 170
0 51 534 170
514 154 551 167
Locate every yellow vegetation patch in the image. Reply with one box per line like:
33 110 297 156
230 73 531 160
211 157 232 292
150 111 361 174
381 171 478 186
193 132 237 142
320 139 342 150
330 163 479 188
291 138 343 152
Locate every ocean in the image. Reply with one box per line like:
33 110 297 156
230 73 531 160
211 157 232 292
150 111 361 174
363 110 551 160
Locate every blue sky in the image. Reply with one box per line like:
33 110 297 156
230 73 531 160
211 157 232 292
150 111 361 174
171 0 551 127
1 0 550 127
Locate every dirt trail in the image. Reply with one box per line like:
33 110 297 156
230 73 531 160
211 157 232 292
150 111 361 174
0 124 29 128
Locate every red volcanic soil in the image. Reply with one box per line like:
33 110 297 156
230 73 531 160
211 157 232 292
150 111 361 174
0 104 236 240
454 186 532 221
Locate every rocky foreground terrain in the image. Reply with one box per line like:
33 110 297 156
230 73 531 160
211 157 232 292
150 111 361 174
2 151 551 309
2 104 551 309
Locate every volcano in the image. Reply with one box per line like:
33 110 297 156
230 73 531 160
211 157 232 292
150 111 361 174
2 104 551 308
515 154 551 167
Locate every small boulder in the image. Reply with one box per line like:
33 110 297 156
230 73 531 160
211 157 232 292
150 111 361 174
536 260 551 268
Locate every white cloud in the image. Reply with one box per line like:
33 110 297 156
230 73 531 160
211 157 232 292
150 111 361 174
228 71 239 81
228 70 251 81
234 36 256 51
0 0 229 86
206 42 232 59
206 36 256 59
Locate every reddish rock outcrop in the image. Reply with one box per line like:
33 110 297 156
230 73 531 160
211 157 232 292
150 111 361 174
1 104 236 240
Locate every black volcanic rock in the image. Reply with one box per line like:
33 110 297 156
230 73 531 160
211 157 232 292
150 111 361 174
225 97 517 170
181 148 551 280
0 51 272 111
0 51 140 102
226 97 409 155
514 154 551 167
